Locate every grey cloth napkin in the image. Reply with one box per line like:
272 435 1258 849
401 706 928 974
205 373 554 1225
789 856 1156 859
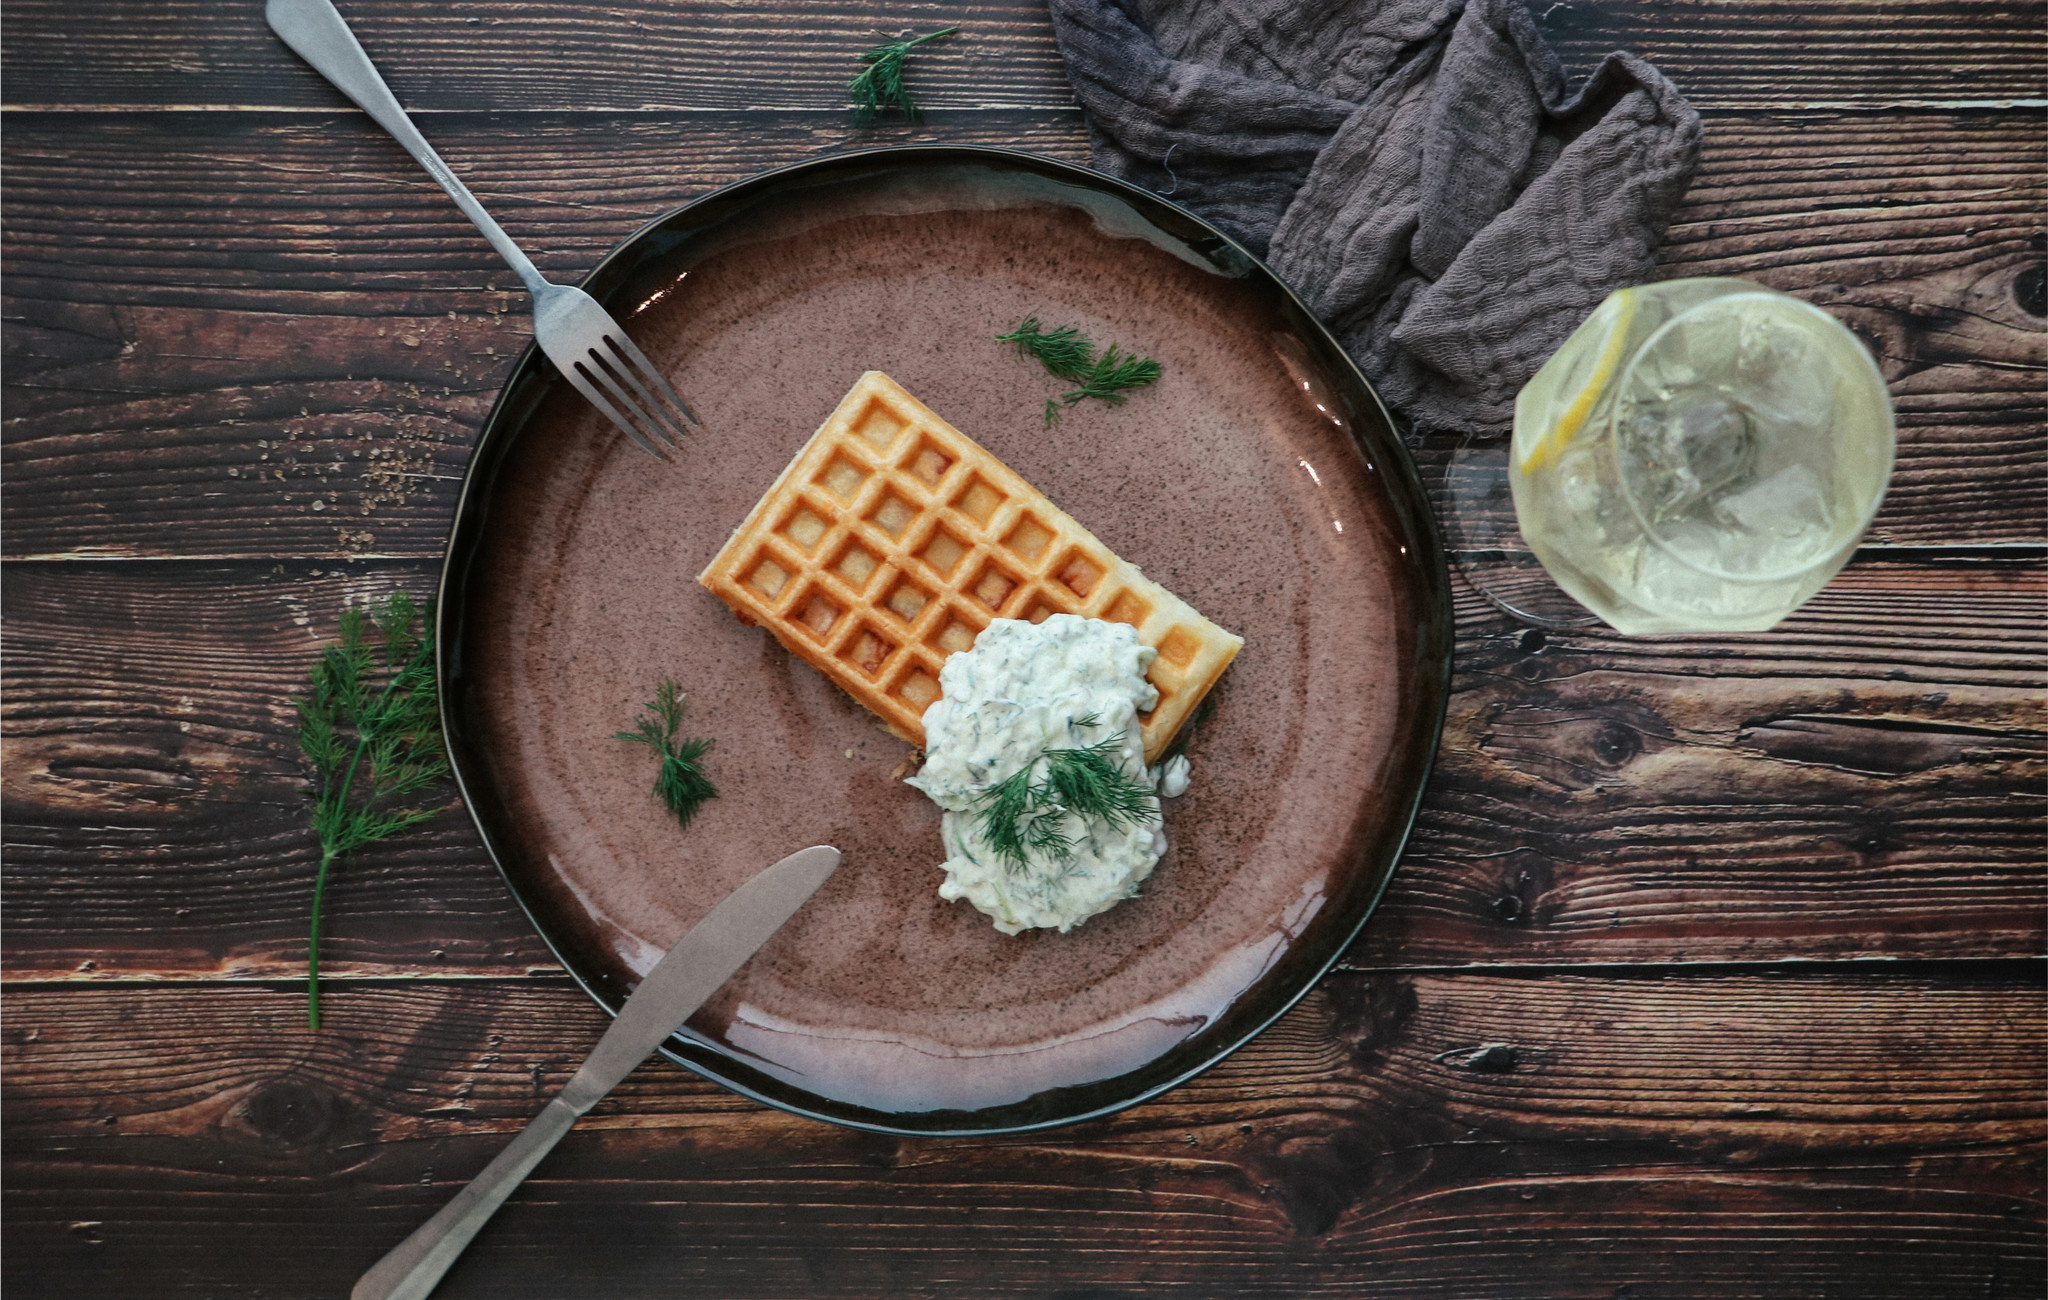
1046 0 1702 436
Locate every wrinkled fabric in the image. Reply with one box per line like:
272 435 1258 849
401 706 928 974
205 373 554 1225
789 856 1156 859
1048 0 1701 435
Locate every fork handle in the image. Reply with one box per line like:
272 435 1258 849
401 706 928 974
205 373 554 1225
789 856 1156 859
265 0 548 299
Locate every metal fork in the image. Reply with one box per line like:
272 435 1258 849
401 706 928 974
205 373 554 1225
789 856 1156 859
265 0 698 457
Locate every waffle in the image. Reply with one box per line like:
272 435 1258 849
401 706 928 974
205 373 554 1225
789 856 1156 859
697 372 1242 763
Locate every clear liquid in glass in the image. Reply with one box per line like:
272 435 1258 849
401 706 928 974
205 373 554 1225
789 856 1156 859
1510 278 1895 634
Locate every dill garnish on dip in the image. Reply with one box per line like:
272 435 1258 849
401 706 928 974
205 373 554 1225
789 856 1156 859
907 615 1194 935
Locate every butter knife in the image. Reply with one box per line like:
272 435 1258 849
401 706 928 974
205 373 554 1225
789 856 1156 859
353 844 842 1300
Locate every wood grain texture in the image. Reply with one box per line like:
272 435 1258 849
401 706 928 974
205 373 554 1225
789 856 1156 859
4 110 2042 559
2 0 2042 112
0 560 551 979
3 555 2039 981
1352 549 2048 967
5 1 2043 1292
3 971 2040 1297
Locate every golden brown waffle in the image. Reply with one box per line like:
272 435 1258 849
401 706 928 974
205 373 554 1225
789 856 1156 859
698 372 1243 762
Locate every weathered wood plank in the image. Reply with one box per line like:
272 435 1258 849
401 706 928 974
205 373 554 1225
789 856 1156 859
3 555 2038 981
1349 548 2048 967
0 560 552 979
1 0 2041 112
3 971 2040 1297
4 109 2042 559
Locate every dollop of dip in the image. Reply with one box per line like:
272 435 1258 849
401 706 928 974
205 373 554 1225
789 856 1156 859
906 614 1189 935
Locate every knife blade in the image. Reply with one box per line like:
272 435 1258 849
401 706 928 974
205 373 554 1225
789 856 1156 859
353 844 842 1300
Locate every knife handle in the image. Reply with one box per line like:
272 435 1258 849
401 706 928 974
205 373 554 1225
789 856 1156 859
348 845 839 1299
351 1095 583 1300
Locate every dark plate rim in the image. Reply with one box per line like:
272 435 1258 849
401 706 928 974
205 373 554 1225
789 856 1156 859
436 143 1452 1137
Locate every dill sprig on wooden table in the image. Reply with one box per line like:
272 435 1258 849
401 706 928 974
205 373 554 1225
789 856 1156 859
997 316 1163 426
614 678 718 829
848 25 959 126
974 730 1156 872
294 591 452 1030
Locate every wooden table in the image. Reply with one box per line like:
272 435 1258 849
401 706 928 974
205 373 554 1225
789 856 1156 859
4 2 2042 1295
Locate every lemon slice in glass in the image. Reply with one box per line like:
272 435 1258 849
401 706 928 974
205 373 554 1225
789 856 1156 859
1514 288 1639 475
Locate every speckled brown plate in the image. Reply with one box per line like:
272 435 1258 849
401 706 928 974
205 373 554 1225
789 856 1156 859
438 146 1449 1135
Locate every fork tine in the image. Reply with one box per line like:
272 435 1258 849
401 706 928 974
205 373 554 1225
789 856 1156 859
562 363 665 460
577 353 675 456
605 329 700 429
591 340 688 449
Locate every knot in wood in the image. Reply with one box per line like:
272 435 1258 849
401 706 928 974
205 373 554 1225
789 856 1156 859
1433 1043 1521 1073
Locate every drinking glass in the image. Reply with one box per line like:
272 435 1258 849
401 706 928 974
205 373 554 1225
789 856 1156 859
1501 278 1894 634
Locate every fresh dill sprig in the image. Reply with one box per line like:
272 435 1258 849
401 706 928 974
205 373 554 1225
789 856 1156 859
1042 737 1155 828
974 733 1156 872
997 317 1094 381
848 25 958 126
614 678 717 829
977 761 1076 866
1063 345 1162 410
996 316 1163 426
295 590 452 1030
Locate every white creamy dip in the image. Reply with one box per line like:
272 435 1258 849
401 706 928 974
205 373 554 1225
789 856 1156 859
906 615 1191 935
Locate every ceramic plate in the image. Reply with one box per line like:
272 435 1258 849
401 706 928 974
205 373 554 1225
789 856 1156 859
439 146 1450 1135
